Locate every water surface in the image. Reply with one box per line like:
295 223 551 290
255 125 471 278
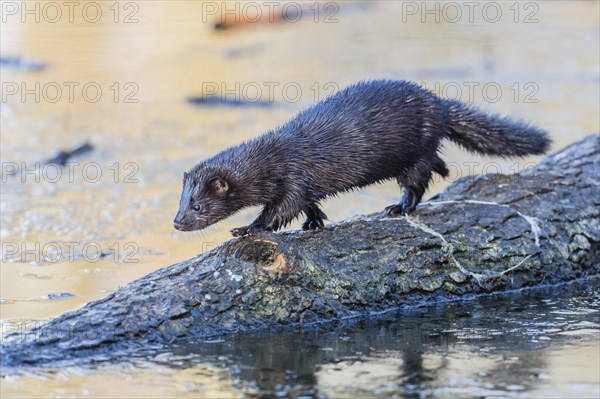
1 1 599 397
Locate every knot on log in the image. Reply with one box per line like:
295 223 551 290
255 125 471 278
234 238 289 275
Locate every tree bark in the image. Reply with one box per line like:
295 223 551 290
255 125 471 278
2 134 599 367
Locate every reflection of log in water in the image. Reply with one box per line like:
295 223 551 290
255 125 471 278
1 135 598 368
166 280 597 397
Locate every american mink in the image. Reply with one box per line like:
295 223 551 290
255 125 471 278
173 79 550 236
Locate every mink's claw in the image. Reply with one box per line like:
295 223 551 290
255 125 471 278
302 216 325 230
231 225 262 237
230 226 250 237
384 202 414 217
384 204 405 217
385 188 419 217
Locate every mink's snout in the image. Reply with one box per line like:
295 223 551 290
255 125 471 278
173 211 190 231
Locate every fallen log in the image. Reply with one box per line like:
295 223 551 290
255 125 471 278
2 134 599 367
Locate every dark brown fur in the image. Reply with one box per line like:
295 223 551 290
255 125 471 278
173 80 550 236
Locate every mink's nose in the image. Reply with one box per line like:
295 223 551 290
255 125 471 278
173 220 183 230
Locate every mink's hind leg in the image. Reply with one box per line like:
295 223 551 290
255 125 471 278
384 182 425 217
385 157 447 217
302 203 327 230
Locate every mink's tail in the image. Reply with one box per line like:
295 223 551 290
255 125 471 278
442 99 551 157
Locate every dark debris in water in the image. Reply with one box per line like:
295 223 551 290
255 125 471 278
2 142 94 179
187 96 274 108
44 142 94 166
42 292 76 301
0 56 47 71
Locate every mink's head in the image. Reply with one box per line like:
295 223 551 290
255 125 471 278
173 164 241 232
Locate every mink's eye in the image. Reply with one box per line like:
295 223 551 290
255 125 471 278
193 204 201 212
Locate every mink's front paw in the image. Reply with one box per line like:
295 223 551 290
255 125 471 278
231 224 271 237
231 226 253 237
384 204 406 217
230 227 246 237
302 215 325 230
302 204 327 231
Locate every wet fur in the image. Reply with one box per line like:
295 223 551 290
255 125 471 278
174 79 550 236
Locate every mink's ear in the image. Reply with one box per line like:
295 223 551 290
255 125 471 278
209 177 229 196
